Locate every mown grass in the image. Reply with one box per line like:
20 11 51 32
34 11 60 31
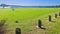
0 8 60 34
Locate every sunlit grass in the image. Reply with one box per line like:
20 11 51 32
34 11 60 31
0 8 60 34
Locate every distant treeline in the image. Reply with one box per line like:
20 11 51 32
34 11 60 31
0 4 60 8
11 5 60 8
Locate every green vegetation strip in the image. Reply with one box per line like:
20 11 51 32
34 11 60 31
0 8 60 34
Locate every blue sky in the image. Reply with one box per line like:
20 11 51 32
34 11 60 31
0 0 60 6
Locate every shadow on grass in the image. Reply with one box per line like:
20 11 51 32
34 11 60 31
0 20 6 34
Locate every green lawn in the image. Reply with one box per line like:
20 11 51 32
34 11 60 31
0 8 60 34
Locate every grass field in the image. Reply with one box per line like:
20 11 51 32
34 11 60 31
0 8 60 34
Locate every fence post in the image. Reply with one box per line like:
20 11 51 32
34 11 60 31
38 19 46 30
49 15 51 22
59 12 60 16
55 14 57 18
38 19 42 28
16 21 19 23
16 28 21 34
